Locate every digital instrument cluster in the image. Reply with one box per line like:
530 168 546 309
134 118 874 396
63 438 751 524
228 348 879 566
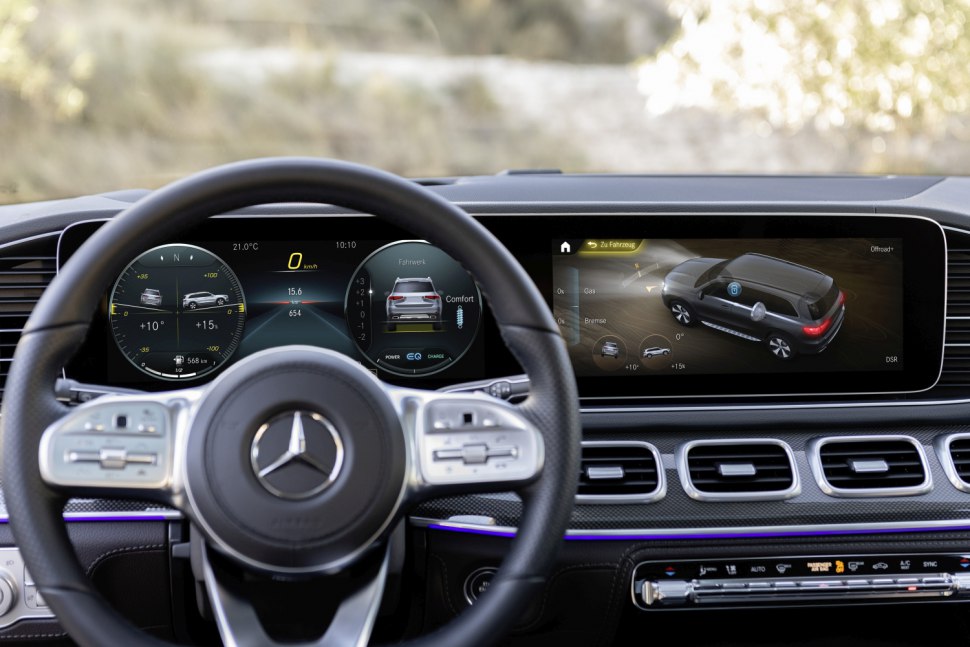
60 219 489 388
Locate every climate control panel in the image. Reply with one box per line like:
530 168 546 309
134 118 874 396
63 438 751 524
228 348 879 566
633 554 970 609
0 547 56 628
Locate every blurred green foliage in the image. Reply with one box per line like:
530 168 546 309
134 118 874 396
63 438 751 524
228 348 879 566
0 0 89 120
638 0 970 172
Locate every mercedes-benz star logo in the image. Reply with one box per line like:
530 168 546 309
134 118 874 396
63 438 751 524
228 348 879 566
250 411 344 499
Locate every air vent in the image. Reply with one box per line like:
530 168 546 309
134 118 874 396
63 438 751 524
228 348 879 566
935 433 970 492
939 229 970 388
810 436 931 497
0 234 59 401
576 441 664 503
678 439 799 501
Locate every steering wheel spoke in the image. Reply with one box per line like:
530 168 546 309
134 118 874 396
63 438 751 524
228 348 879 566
390 387 544 502
38 386 202 505
202 542 390 647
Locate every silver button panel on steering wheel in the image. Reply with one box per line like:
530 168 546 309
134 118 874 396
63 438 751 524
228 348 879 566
39 398 178 491
414 396 543 486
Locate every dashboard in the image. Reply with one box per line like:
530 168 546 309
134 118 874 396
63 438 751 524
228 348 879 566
4 172 970 645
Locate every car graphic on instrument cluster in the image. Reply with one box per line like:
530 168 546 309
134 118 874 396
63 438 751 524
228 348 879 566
385 277 442 331
139 288 162 306
181 291 228 309
661 253 845 360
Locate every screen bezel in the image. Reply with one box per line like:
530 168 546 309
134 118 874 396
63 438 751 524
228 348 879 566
479 212 945 399
59 211 947 400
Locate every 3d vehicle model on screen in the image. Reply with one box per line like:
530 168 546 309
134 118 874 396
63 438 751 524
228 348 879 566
385 277 442 331
661 253 845 359
600 341 621 358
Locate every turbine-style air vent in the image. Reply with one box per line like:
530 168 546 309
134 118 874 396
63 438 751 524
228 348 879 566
935 433 970 492
939 229 970 388
811 436 931 497
678 440 799 501
577 442 664 503
0 234 59 401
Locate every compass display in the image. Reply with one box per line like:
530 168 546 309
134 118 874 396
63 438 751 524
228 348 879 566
109 244 247 380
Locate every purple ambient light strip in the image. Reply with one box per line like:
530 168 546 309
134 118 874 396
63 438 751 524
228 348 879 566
426 522 970 541
0 513 174 524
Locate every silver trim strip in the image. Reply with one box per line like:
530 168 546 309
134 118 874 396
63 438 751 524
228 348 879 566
935 433 970 493
579 397 970 413
0 509 183 522
677 439 801 502
808 435 933 498
409 516 970 538
576 441 665 504
0 230 61 253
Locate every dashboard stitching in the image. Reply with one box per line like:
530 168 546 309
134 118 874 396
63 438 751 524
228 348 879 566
0 632 67 640
83 543 166 577
429 553 459 617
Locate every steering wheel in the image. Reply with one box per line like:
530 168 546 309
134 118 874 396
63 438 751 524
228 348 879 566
0 158 581 647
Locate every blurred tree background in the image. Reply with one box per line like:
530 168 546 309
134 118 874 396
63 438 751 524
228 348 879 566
638 0 970 173
1 0 968 203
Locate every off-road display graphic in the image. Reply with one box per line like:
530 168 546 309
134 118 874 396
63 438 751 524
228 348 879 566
553 238 903 376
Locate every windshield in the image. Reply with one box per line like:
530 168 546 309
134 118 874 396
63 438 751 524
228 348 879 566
2 0 968 204
808 282 841 320
392 280 434 294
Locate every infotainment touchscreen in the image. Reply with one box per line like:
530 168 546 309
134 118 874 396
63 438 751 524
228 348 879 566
546 215 945 398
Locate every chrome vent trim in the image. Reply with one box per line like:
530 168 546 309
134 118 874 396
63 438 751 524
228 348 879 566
940 228 970 387
809 435 932 497
677 439 799 502
0 233 60 402
935 433 970 493
576 441 665 504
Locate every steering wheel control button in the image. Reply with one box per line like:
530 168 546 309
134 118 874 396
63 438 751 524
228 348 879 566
250 411 344 500
26 587 46 608
432 448 464 461
40 399 172 490
98 448 129 470
416 397 542 485
460 443 489 465
464 567 498 605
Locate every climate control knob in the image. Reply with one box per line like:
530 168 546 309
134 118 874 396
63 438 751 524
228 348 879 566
0 574 16 616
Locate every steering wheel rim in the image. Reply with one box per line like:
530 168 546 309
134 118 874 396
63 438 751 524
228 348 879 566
0 158 581 646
